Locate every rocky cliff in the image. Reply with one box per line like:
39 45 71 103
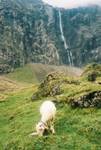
0 0 101 73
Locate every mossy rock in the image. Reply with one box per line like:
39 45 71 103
31 71 81 100
32 72 64 100
70 91 101 108
81 63 101 81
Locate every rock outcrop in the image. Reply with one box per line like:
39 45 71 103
32 64 101 108
31 72 63 100
70 91 101 108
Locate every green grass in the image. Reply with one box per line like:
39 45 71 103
0 63 101 149
0 87 101 150
5 64 39 84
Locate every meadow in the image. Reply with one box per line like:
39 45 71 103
0 63 101 150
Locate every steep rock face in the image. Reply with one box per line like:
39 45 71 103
0 0 101 73
0 0 60 73
62 6 101 66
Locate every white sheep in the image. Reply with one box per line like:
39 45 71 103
30 100 56 136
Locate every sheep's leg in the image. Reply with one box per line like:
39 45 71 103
30 132 38 136
50 120 55 134
50 125 55 134
30 132 43 136
38 131 44 136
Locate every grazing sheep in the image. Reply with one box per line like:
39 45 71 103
30 100 56 136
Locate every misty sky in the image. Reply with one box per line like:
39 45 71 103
42 0 101 8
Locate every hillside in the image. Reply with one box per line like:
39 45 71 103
32 63 101 108
0 0 101 73
0 63 82 101
0 63 101 149
5 63 82 83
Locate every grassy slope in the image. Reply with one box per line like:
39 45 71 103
5 64 39 84
0 89 101 149
0 63 101 150
5 63 82 83
1 63 82 101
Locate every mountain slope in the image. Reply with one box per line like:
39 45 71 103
1 92 101 149
0 63 82 101
0 63 101 149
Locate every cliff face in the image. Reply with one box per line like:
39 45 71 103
0 0 101 73
62 6 101 66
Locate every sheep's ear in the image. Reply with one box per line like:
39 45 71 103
30 132 38 136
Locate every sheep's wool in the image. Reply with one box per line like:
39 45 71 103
40 101 56 123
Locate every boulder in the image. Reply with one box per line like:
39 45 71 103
70 91 101 108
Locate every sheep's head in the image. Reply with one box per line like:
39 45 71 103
36 122 47 136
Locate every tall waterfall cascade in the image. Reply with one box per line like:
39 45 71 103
58 10 74 66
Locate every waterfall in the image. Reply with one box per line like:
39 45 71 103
58 10 74 66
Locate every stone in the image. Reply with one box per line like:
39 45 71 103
70 91 101 108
